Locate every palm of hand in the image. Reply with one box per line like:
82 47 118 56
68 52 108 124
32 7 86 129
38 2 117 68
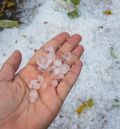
0 33 84 129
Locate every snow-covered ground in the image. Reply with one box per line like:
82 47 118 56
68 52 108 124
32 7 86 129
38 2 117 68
0 0 120 129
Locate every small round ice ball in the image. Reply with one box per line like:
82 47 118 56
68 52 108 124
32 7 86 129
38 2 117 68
45 46 54 54
45 46 55 64
29 80 38 89
33 83 41 90
37 56 49 69
51 80 58 87
37 66 42 71
60 64 70 75
29 97 36 103
53 67 61 75
54 59 62 67
29 90 39 103
37 46 55 70
38 75 44 82
47 53 55 65
61 52 72 61
30 90 39 99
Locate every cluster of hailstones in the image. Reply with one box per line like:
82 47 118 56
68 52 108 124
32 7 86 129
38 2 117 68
29 46 72 103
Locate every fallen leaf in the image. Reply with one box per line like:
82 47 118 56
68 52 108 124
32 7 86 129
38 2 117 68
103 10 112 15
76 98 94 115
0 20 20 28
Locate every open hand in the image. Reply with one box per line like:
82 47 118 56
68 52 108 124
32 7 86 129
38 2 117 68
0 32 84 129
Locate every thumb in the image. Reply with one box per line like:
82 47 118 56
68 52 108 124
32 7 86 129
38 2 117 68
0 50 22 81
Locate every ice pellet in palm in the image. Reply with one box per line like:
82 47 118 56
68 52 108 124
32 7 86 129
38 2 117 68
51 80 58 87
54 59 62 67
53 67 61 75
45 46 55 63
60 64 70 75
61 52 72 61
38 75 44 82
45 46 55 54
37 56 50 69
29 90 39 103
29 97 36 103
29 80 38 89
33 83 41 90
37 46 55 69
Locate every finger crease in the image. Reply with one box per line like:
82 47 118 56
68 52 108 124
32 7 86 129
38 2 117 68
4 63 16 71
66 41 78 48
63 78 72 86
72 53 80 58
53 38 62 45
69 70 79 76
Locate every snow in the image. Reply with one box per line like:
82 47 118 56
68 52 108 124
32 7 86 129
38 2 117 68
0 0 120 128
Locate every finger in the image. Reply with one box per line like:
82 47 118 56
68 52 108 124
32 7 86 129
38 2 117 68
72 45 84 58
0 50 22 81
28 32 70 66
66 45 84 66
56 34 82 55
57 60 83 102
43 32 70 50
